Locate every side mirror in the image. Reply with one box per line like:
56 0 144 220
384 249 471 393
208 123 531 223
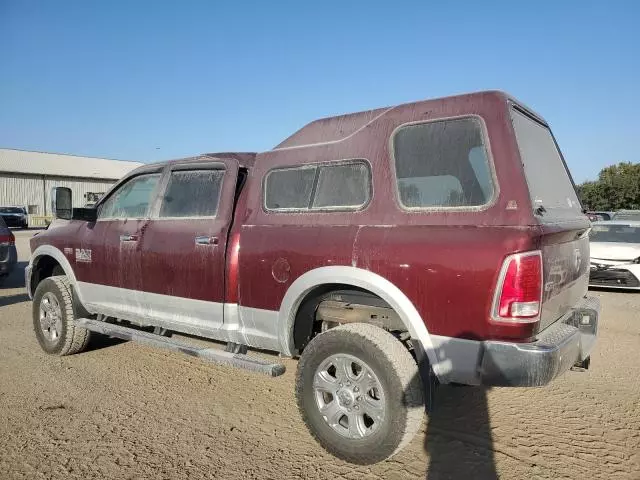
51 187 72 220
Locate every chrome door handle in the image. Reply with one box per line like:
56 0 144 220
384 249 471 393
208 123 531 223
120 234 138 242
195 236 219 246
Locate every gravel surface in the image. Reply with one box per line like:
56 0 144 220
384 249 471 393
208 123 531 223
1 230 639 479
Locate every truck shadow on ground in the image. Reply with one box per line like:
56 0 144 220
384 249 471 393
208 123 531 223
423 385 497 479
84 333 127 352
412 336 498 480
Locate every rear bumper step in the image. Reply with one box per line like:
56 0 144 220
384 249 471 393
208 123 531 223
75 318 286 377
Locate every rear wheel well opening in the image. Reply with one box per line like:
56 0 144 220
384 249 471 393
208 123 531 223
292 284 410 354
31 256 65 293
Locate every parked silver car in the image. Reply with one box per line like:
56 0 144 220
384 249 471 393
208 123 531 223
589 221 640 290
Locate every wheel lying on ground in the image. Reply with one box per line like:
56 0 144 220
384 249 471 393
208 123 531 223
296 323 424 465
32 275 91 355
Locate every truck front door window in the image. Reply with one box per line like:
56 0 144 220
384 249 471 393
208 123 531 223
99 174 161 219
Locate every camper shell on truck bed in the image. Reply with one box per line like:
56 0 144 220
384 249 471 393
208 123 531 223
26 91 599 465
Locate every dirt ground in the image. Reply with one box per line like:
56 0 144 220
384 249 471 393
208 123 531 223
1 230 639 480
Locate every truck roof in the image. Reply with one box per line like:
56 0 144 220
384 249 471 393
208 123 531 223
142 152 257 171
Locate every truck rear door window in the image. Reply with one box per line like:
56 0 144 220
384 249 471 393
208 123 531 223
265 161 370 211
510 107 581 219
392 117 494 209
159 169 225 218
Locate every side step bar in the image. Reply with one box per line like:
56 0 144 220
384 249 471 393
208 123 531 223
75 318 286 377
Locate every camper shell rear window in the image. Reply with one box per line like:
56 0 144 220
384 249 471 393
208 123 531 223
510 106 582 220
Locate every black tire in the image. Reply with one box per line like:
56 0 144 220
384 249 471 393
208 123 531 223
296 323 424 465
32 275 91 355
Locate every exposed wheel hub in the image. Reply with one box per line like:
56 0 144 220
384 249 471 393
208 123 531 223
337 388 354 407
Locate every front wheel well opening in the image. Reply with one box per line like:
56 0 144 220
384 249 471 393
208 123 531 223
292 284 410 354
31 255 64 293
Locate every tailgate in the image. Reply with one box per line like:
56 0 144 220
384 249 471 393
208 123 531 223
539 227 590 331
509 104 591 332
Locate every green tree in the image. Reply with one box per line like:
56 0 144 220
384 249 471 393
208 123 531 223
577 162 640 211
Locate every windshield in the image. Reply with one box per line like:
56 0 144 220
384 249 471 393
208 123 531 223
0 207 24 214
510 106 582 220
590 224 640 243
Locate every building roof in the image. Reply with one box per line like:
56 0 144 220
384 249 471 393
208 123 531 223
0 148 144 180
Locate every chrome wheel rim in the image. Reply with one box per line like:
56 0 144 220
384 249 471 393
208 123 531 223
39 292 63 343
313 354 386 439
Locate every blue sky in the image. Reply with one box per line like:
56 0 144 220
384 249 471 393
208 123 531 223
1 1 638 182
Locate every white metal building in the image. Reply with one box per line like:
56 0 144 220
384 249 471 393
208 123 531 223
0 148 143 219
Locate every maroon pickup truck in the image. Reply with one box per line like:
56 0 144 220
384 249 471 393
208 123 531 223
26 91 599 464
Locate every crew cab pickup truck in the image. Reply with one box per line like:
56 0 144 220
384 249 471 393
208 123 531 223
26 91 599 465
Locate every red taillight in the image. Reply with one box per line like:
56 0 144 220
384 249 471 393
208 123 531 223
492 251 542 324
0 233 14 246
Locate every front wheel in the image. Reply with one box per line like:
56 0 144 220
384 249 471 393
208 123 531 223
295 323 424 465
32 275 91 355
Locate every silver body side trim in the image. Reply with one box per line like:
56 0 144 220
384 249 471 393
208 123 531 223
276 266 447 380
237 306 280 351
79 282 281 351
78 281 224 332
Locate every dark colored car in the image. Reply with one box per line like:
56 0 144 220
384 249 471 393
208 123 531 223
25 91 599 464
0 206 29 228
0 217 17 284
